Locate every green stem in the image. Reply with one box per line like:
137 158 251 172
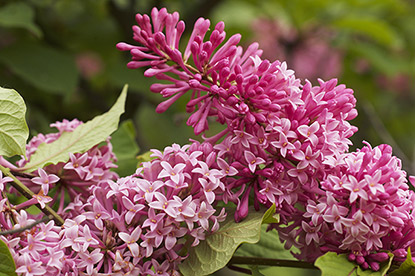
0 215 51 235
0 165 64 226
228 256 318 270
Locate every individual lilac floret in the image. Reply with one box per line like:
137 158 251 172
61 142 227 274
277 142 415 271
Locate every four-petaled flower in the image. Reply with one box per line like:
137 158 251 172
31 168 59 194
118 226 142 258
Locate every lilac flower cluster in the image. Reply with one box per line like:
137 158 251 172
117 6 415 272
275 143 415 269
0 119 227 275
61 142 227 274
117 7 358 223
4 119 118 215
1 6 415 276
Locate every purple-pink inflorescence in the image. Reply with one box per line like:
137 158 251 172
117 6 415 272
0 120 227 275
1 6 415 276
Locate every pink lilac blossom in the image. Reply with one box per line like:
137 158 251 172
117 7 415 273
250 17 343 81
1 6 414 276
117 7 358 225
61 142 227 274
0 120 228 275
276 143 415 271
11 119 119 216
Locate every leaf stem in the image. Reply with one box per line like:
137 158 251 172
0 165 64 226
0 215 51 235
227 265 252 275
228 256 318 270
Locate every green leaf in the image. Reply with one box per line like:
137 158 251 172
235 225 296 260
315 252 393 276
262 204 279 224
111 119 140 176
0 42 78 95
250 266 266 276
349 42 411 76
0 239 17 276
389 248 415 276
136 151 156 166
0 2 42 37
179 206 273 276
21 85 128 172
0 87 29 158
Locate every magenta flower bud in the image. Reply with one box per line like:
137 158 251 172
246 113 256 125
369 252 389 262
238 103 249 114
348 253 357 261
377 192 390 200
256 168 273 178
385 185 398 195
241 167 251 176
226 96 239 106
361 262 369 270
231 162 244 170
218 87 229 99
253 112 267 123
369 261 380 271
246 89 256 98
206 152 216 167
201 141 213 155
376 208 391 218
220 67 230 79
356 255 365 265
235 185 252 222
154 32 166 46
257 60 270 74
268 104 281 112
388 216 404 228
393 249 407 258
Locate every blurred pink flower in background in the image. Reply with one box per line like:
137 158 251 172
251 18 343 81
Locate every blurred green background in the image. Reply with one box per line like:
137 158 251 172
0 0 414 274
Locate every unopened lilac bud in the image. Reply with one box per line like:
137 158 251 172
246 113 256 125
206 152 216 167
227 96 239 106
348 253 356 262
392 249 407 258
385 185 398 195
376 208 391 218
201 142 213 155
253 112 266 123
369 262 380 272
239 103 249 114
241 167 251 176
356 255 365 265
361 262 369 270
231 162 244 170
388 216 404 228
257 60 270 74
369 252 389 262
235 185 252 222
256 168 273 178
